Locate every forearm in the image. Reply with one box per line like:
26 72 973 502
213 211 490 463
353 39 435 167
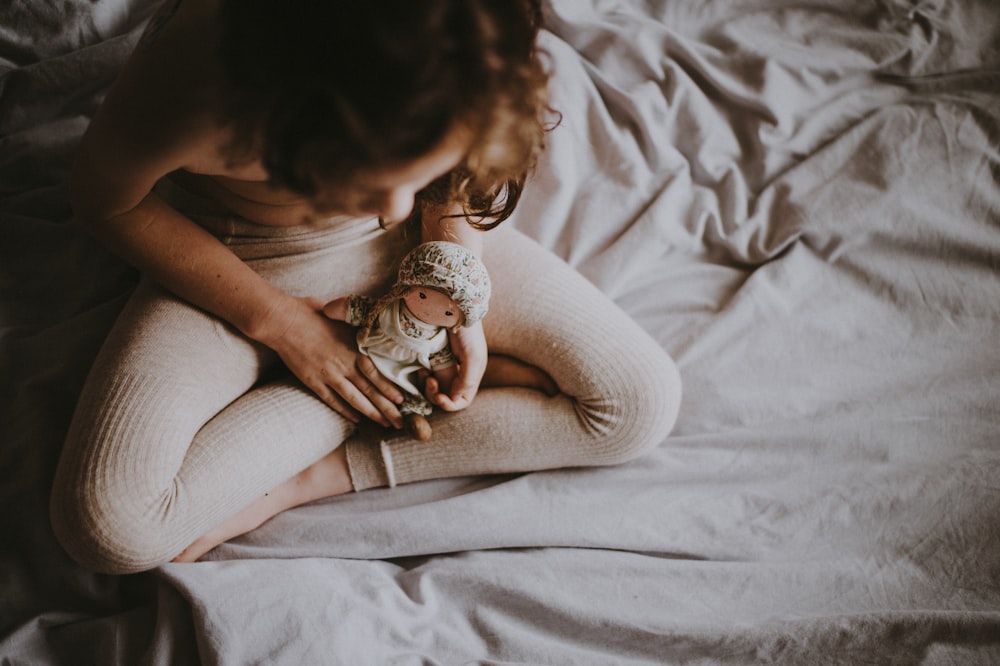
420 201 484 256
81 192 290 343
80 189 406 428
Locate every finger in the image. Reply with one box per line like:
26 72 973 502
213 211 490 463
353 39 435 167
357 355 405 405
311 383 361 424
425 377 452 409
433 391 471 412
353 358 405 429
425 376 441 403
352 373 404 429
321 370 394 428
430 378 476 412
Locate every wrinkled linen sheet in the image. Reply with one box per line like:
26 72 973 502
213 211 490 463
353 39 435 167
2 0 999 663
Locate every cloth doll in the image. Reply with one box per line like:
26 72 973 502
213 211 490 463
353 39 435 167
331 241 491 441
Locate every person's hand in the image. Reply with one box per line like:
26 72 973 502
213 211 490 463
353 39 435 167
425 321 487 411
255 295 404 428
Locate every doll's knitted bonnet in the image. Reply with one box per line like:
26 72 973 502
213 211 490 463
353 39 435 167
397 241 491 326
358 241 491 343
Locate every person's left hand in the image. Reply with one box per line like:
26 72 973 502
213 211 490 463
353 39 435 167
424 321 487 411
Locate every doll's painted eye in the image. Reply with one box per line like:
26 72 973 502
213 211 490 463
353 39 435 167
445 311 454 317
418 292 426 299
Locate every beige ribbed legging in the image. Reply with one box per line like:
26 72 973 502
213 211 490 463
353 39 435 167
50 182 681 574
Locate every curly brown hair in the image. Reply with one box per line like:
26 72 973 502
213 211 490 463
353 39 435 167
217 0 553 229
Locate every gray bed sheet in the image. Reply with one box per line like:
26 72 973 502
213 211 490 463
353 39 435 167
2 0 999 663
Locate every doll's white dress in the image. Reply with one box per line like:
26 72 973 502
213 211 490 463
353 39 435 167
347 296 456 415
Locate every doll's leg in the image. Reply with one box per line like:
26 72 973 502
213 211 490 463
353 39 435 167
344 227 682 490
50 280 354 574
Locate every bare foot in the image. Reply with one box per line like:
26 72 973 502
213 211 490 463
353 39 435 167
483 354 559 396
172 446 354 563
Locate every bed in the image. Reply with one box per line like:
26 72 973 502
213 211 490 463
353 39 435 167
2 0 999 663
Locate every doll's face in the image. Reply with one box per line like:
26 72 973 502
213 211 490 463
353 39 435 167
402 287 462 328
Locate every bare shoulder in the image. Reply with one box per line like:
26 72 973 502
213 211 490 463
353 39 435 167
104 0 225 158
71 0 228 219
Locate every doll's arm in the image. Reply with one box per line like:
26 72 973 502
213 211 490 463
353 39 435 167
322 297 350 322
323 294 374 327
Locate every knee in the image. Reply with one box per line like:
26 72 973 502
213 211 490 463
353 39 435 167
50 478 178 575
576 347 682 466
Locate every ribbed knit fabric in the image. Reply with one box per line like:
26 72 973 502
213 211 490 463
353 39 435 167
50 182 681 573
345 231 681 490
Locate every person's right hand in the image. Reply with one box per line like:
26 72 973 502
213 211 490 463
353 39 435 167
253 294 404 429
